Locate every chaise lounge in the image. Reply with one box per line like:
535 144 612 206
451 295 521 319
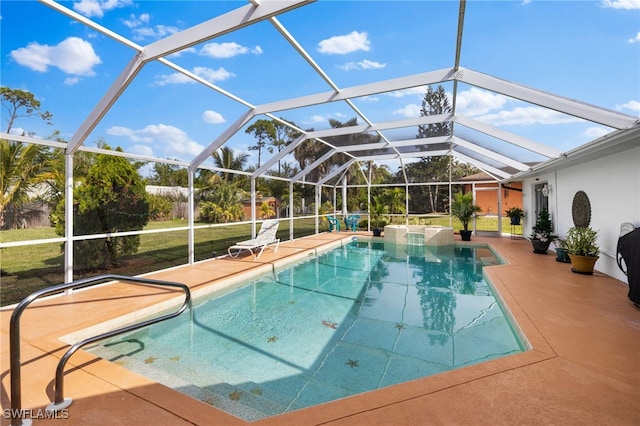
227 219 280 259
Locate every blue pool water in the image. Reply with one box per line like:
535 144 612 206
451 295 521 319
90 241 525 420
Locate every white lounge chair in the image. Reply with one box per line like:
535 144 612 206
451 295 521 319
227 219 280 259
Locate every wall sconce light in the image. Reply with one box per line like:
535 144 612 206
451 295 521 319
541 184 550 197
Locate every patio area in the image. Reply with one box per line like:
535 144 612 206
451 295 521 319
1 233 638 425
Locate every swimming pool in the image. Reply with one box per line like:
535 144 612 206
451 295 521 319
89 240 525 421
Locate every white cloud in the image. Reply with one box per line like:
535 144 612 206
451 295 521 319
302 112 346 126
584 127 611 138
129 144 154 157
133 24 180 41
107 124 205 159
456 87 508 116
200 42 263 58
474 106 581 126
121 12 179 41
10 37 101 76
153 66 234 86
393 104 421 118
202 110 225 124
601 0 640 10
64 77 80 86
628 32 640 43
616 99 640 114
122 13 150 29
339 59 386 71
73 0 132 18
318 31 370 55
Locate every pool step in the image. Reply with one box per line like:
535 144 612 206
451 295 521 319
203 381 289 419
88 344 287 421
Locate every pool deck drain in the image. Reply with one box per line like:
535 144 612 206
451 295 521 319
1 232 639 425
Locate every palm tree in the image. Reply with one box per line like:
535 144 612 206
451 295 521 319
211 146 249 183
259 201 275 219
0 139 54 228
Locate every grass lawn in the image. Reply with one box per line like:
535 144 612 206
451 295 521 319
0 215 522 306
0 218 322 306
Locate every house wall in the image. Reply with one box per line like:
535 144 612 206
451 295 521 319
242 198 278 220
463 182 523 216
522 145 640 283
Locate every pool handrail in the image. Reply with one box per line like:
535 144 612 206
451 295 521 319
9 274 191 426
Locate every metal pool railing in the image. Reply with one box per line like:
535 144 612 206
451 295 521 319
9 274 191 426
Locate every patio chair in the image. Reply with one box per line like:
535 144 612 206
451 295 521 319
228 219 280 259
346 215 360 232
328 216 340 232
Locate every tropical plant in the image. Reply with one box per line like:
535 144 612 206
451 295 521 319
211 146 249 183
564 226 600 257
1 87 56 229
505 206 524 225
450 191 481 231
0 140 55 228
369 195 389 229
260 201 275 219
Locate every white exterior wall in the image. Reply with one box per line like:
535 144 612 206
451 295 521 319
523 145 640 283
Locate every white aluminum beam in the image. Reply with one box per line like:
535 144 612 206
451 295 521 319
451 136 529 171
454 115 562 158
460 68 638 130
335 136 451 153
451 151 511 179
253 134 308 177
318 159 356 185
306 114 453 140
67 54 144 153
355 150 450 162
190 109 255 170
291 150 335 183
143 1 314 61
253 68 455 115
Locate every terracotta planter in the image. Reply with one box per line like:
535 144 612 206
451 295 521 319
568 254 599 275
531 239 551 254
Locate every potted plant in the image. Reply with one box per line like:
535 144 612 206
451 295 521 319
451 192 481 241
505 207 524 225
529 208 556 254
369 196 388 237
553 237 571 263
564 226 600 274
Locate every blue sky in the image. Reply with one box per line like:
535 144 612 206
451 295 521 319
1 0 639 173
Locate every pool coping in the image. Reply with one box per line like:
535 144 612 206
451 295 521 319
6 232 637 425
42 236 555 424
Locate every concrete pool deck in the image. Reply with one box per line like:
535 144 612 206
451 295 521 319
1 232 638 425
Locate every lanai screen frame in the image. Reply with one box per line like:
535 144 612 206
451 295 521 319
1 0 638 284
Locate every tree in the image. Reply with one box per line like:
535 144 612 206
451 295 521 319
198 147 249 223
408 85 479 213
53 146 149 270
0 140 55 228
1 86 52 134
0 87 55 228
245 119 275 168
259 201 275 219
211 146 249 183
271 119 301 174
147 162 188 187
